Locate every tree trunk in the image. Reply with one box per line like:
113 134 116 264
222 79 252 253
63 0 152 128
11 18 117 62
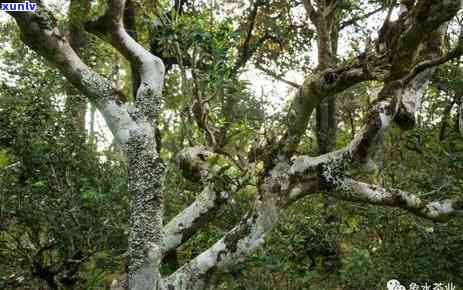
127 134 165 290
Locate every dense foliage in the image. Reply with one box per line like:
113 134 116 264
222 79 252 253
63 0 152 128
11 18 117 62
1 0 462 289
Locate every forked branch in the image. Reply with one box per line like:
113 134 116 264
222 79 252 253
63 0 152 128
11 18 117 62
86 0 165 124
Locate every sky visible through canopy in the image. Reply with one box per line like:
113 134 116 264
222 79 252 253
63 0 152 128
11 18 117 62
0 0 394 149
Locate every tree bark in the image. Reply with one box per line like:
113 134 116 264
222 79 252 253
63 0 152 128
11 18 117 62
6 1 463 290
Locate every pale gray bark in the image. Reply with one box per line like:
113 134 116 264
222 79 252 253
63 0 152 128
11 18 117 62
9 9 140 145
162 7 463 284
6 1 463 290
330 178 463 221
8 1 165 289
162 161 319 289
162 66 441 289
163 147 238 253
85 1 165 288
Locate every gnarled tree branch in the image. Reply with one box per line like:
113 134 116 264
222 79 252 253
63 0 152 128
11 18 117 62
84 1 167 288
7 2 139 146
85 0 165 124
329 179 463 222
163 147 240 253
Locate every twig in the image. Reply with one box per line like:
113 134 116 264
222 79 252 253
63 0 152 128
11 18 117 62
255 63 301 88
